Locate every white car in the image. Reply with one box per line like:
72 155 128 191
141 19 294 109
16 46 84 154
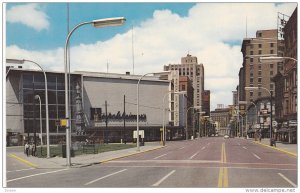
223 134 229 139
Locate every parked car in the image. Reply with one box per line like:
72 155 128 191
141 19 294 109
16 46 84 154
224 134 229 139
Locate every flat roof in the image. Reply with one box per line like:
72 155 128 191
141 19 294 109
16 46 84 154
7 68 170 83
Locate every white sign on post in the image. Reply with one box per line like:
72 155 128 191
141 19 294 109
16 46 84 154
133 130 144 139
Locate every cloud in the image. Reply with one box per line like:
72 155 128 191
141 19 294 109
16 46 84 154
6 3 49 31
6 3 297 110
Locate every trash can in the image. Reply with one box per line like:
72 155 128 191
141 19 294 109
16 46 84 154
62 145 74 158
270 139 276 147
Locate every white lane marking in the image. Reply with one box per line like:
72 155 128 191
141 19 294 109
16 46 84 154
189 151 200 160
152 170 176 187
7 168 35 173
252 153 261 160
153 153 168 160
84 169 127 186
242 146 247 150
7 168 68 183
179 147 185 150
201 146 206 150
278 173 297 187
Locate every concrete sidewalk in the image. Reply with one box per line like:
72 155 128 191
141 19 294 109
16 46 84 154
250 138 297 157
7 142 164 169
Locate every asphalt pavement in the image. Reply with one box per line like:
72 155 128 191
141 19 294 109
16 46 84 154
5 137 298 188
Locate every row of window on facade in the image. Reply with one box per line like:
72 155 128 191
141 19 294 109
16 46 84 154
249 42 275 49
249 50 275 55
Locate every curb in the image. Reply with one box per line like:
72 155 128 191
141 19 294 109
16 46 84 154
8 146 165 169
99 146 165 164
252 141 297 157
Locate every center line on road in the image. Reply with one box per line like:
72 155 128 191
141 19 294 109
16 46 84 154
84 169 127 186
7 168 68 183
179 147 185 150
153 153 168 160
201 146 206 150
189 151 200 160
278 173 297 187
152 170 176 187
252 153 261 160
242 146 247 150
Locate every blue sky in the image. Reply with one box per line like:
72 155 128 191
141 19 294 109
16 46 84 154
5 2 297 110
6 3 195 50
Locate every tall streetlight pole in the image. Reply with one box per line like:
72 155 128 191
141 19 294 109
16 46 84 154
35 95 43 146
245 86 273 146
64 17 126 166
185 106 201 140
6 59 50 158
162 91 186 146
136 71 169 151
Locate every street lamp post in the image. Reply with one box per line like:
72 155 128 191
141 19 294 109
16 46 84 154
136 71 169 151
162 91 186 146
35 95 43 146
245 86 273 146
186 106 201 140
6 59 50 158
64 17 126 166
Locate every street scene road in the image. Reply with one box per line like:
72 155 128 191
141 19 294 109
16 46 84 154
6 137 297 188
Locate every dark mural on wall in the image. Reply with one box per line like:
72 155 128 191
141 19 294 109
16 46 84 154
90 108 147 122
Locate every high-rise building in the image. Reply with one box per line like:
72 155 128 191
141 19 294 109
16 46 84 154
232 90 238 106
164 54 205 107
273 7 297 144
240 29 279 103
202 90 210 116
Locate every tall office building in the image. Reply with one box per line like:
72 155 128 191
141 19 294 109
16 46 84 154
164 54 205 107
240 29 280 103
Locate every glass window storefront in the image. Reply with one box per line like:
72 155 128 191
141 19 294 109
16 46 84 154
22 72 79 136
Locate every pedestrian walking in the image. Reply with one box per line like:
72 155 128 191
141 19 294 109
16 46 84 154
29 143 33 156
32 144 36 156
25 142 29 157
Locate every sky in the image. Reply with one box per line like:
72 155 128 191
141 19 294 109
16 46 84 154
4 2 298 110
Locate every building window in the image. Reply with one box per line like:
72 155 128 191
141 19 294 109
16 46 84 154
270 71 273 76
270 50 274 54
270 43 274 47
250 44 253 49
270 63 274 68
182 85 186 90
258 92 262 97
258 64 261 70
250 58 253 62
258 70 262 76
250 78 253 83
258 44 262 48
258 50 262 55
258 33 262 37
258 78 262 83
250 51 253 55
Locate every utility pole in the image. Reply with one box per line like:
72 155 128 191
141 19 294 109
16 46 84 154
33 82 37 153
123 95 126 144
105 100 108 143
